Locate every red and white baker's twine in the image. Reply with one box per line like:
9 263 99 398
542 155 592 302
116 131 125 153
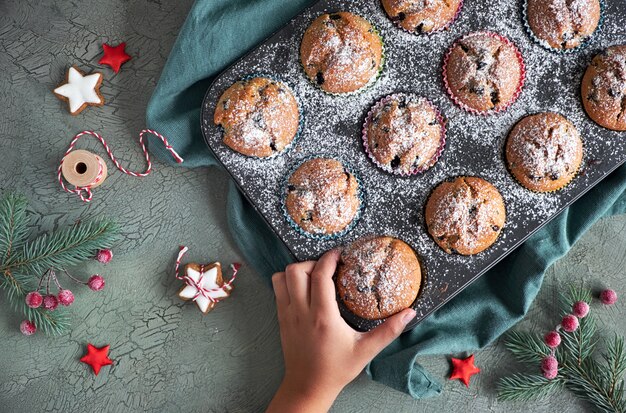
58 129 183 202
174 246 240 304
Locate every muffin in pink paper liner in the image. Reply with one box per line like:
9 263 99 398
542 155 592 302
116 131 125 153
362 93 446 176
443 31 526 115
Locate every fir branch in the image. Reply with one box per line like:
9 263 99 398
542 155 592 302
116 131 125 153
604 336 626 402
497 373 563 401
4 219 119 275
0 191 120 335
561 314 597 366
505 331 551 363
565 359 626 413
0 193 30 264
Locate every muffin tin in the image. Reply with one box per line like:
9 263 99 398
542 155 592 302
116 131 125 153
201 0 626 331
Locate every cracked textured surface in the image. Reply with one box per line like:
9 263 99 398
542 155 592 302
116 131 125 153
0 0 624 412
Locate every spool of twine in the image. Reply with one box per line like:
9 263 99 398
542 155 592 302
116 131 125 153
58 129 183 202
61 149 108 188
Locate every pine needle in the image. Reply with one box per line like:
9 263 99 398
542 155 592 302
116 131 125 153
0 193 29 263
565 359 626 413
505 331 551 363
498 373 563 401
561 315 598 366
6 219 119 275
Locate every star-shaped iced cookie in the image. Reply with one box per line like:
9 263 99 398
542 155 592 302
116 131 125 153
54 66 104 115
178 263 232 314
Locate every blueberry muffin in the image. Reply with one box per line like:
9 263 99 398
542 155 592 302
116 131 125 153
526 0 601 50
364 94 444 175
425 177 506 255
381 0 462 34
285 158 361 236
336 236 421 320
214 77 300 157
444 32 525 113
506 113 583 192
581 45 626 131
300 12 384 94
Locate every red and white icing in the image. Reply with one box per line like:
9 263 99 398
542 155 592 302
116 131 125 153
179 266 232 313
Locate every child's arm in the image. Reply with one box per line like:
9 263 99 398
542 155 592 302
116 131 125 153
266 249 416 413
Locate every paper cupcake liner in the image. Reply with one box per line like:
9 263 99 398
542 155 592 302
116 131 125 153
220 73 305 160
387 0 464 36
281 155 365 240
300 16 385 97
504 120 585 193
362 93 446 176
442 31 526 116
521 0 605 54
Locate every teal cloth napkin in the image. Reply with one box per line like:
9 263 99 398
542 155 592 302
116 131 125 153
146 0 626 398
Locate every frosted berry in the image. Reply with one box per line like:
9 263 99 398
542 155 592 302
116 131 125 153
572 301 590 318
95 249 113 264
20 320 37 336
88 275 105 291
541 355 558 373
544 331 561 348
25 291 43 309
43 294 59 311
543 367 558 380
600 289 618 305
57 289 75 306
561 314 579 332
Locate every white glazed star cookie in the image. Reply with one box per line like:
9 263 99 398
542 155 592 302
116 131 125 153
178 262 233 314
54 66 104 115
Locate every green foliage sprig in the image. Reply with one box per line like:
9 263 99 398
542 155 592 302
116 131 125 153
0 193 119 335
498 285 626 413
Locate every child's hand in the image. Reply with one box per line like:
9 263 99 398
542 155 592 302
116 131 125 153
266 249 416 413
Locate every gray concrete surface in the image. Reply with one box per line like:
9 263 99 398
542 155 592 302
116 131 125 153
0 1 624 412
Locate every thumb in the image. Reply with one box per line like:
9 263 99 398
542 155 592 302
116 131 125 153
360 308 416 359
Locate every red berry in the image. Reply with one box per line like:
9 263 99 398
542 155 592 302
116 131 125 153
541 355 558 373
544 331 562 348
600 289 618 305
561 314 579 332
543 368 558 380
42 294 59 311
57 289 75 306
20 320 37 336
95 249 113 264
572 301 590 318
25 291 43 308
88 275 105 291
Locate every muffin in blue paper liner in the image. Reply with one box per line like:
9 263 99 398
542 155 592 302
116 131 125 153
282 156 365 240
213 74 304 159
300 11 385 96
362 93 446 176
522 0 605 54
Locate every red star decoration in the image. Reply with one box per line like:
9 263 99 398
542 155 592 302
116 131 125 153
98 42 131 73
80 343 113 375
449 354 481 387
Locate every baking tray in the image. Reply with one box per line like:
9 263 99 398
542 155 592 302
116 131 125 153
201 0 626 331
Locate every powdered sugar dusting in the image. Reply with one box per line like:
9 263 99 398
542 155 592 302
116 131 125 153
508 114 581 179
201 0 626 330
285 157 361 235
